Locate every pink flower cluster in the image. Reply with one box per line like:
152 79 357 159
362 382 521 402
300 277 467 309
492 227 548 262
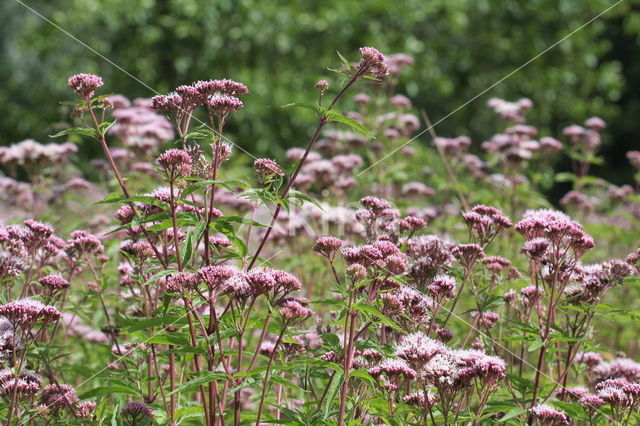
487 97 533 123
67 73 103 100
0 298 60 326
254 158 284 183
151 78 248 124
388 332 506 391
0 139 77 167
462 205 512 246
110 97 174 155
528 403 569 425
515 209 594 258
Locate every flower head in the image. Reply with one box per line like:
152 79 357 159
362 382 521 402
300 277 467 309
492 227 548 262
279 300 313 321
67 73 103 100
254 158 284 183
528 404 569 425
40 384 79 409
0 298 60 326
312 236 343 260
39 275 70 291
121 401 153 423
358 47 390 77
157 149 192 177
315 80 329 91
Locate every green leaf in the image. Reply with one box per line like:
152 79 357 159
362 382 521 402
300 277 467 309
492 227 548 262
352 303 402 331
170 371 230 395
183 223 205 266
498 407 527 423
79 385 139 399
349 369 375 384
336 51 354 70
325 110 372 137
268 375 304 391
50 127 98 139
93 192 126 205
528 338 544 352
282 102 324 117
287 190 324 211
322 372 343 420
98 120 116 137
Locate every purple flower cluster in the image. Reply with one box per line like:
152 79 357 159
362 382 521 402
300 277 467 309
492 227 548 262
516 209 594 258
358 47 390 78
0 298 61 326
110 98 174 154
254 158 284 183
487 97 533 123
157 148 192 178
67 73 103 100
0 139 77 168
312 236 343 260
462 205 512 246
528 403 569 425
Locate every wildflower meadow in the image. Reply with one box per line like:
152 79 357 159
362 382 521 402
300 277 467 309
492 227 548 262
0 45 639 426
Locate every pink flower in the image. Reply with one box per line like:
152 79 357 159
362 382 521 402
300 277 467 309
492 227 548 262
312 236 343 260
197 266 236 291
627 151 640 169
75 400 96 418
453 243 485 267
428 275 456 299
66 230 104 258
157 149 192 177
0 298 61 326
579 394 605 410
270 270 302 292
399 216 428 233
353 93 371 104
279 300 313 321
40 384 79 409
462 205 512 245
254 158 284 182
574 351 603 368
470 311 500 329
38 274 70 291
403 390 437 407
528 404 569 425
358 47 389 77
245 269 277 296
522 237 550 259
194 79 249 97
585 116 606 131
0 370 41 397
315 80 329 91
369 358 416 390
360 196 391 213
165 272 199 293
539 136 564 153
206 94 243 116
67 73 103 100
394 332 446 368
389 95 412 109
121 401 153 422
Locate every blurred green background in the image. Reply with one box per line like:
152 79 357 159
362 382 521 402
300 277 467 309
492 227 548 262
1 0 639 185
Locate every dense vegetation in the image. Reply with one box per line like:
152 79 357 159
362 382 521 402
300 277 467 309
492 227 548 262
0 45 639 425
